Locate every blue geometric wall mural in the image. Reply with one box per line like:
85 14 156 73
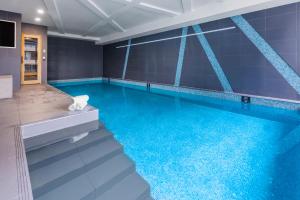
122 39 131 80
192 25 233 92
104 2 300 101
103 40 128 79
180 26 224 91
231 15 300 95
174 27 188 87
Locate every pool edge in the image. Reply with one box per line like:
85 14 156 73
50 77 300 111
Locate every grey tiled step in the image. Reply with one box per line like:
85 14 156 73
35 154 135 200
31 138 123 198
25 120 102 151
80 154 136 200
27 128 113 168
95 173 151 200
144 197 154 200
27 127 154 200
35 172 94 200
85 154 135 191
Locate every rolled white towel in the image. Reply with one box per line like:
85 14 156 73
68 95 89 111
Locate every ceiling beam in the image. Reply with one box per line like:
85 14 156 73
181 0 193 13
111 0 181 16
98 0 300 44
48 31 100 41
84 21 107 36
78 0 126 32
138 2 181 16
43 0 65 33
109 5 133 18
83 0 142 36
109 2 138 18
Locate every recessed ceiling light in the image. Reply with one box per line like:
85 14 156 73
37 9 44 14
35 17 41 22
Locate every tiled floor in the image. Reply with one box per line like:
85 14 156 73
0 84 74 128
0 84 97 200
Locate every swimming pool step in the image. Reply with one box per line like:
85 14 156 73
34 154 136 200
25 120 102 151
144 197 154 200
95 173 151 200
30 137 123 198
80 154 136 199
27 128 113 168
27 127 153 200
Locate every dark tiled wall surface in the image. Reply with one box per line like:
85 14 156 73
0 11 21 91
180 27 223 91
103 2 300 101
47 37 103 80
127 29 181 84
103 40 127 79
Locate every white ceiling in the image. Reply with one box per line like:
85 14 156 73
0 0 299 44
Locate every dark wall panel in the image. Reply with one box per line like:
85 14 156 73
0 10 21 91
103 2 300 101
103 41 127 79
48 37 102 80
180 27 223 91
201 17 300 100
126 29 181 84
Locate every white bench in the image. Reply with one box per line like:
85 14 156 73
0 75 13 99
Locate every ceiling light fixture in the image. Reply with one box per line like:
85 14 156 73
35 17 41 22
37 9 44 14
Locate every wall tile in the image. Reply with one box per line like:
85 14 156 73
266 3 297 17
243 10 266 20
103 3 300 101
266 12 297 32
125 29 181 84
48 37 103 80
180 32 223 91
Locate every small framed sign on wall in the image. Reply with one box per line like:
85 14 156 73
0 20 16 48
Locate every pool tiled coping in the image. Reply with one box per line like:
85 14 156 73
49 77 300 111
0 84 99 200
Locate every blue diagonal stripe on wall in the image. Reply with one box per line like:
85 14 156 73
122 39 131 80
174 27 188 87
192 25 233 92
231 15 300 94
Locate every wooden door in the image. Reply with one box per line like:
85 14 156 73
21 34 42 85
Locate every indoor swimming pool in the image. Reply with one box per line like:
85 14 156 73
48 82 300 200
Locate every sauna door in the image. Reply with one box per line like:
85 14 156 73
21 34 42 84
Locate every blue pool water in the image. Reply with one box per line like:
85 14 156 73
54 82 300 200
